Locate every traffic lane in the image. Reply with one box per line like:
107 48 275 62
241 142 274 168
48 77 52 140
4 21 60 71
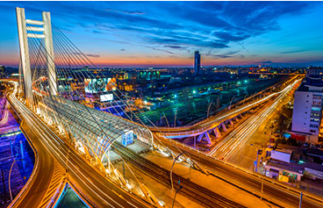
14 100 127 208
19 101 150 208
161 136 322 208
13 121 56 208
192 155 322 208
24 109 132 208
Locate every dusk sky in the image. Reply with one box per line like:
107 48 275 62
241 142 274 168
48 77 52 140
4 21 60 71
1 1 323 67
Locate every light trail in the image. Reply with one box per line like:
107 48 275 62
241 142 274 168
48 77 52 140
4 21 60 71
209 79 300 159
7 81 149 208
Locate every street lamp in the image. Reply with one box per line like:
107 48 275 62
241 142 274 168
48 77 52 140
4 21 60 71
170 152 184 191
228 96 235 110
207 101 213 118
172 180 183 208
163 112 169 127
174 107 178 127
9 158 23 201
243 93 248 105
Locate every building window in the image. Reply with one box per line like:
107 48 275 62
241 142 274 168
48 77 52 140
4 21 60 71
310 124 319 128
310 130 316 133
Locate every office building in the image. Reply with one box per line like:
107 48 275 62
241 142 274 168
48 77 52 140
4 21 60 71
194 51 200 75
291 68 323 143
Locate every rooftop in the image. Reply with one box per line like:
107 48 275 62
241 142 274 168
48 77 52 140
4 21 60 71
266 159 304 174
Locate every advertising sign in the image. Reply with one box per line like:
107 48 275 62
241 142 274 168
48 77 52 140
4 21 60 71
100 94 113 102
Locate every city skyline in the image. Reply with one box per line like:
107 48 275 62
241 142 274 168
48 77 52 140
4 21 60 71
1 1 323 67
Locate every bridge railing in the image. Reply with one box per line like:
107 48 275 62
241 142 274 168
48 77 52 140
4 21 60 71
151 75 297 132
160 135 323 206
5 81 40 208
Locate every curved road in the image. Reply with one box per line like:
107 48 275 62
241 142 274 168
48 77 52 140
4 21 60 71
6 81 152 208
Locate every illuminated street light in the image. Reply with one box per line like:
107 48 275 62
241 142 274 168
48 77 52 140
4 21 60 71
193 90 196 94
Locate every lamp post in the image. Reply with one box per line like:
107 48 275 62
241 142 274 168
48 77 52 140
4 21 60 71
170 152 184 191
172 180 183 208
9 158 23 201
174 107 178 127
207 101 213 119
163 112 169 128
228 96 235 110
243 93 248 106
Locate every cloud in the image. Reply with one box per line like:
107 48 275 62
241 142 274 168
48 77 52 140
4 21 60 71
106 8 145 15
86 54 100 58
120 49 126 51
146 46 174 54
280 49 309 54
0 1 320 67
164 45 185 49
211 51 240 59
213 31 251 42
259 60 273 64
73 52 100 58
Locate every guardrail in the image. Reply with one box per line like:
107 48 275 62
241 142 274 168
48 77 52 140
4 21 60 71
151 75 299 132
6 106 40 208
162 136 323 207
46 177 67 208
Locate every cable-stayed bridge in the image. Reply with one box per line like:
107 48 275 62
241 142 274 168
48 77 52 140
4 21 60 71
4 7 323 208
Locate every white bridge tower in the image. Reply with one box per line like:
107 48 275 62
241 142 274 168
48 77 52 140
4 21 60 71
16 7 57 106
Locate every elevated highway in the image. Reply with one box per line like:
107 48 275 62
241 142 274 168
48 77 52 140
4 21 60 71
6 81 152 208
152 76 300 142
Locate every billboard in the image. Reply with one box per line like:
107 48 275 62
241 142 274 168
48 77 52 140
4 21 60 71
100 94 113 102
84 78 116 93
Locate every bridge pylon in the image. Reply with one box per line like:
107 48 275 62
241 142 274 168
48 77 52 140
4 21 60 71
16 7 57 106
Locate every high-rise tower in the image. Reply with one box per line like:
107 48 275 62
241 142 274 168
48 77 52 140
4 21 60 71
16 7 57 106
194 51 200 75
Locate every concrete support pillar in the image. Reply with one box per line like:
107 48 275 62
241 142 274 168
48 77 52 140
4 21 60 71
197 133 204 142
221 122 227 132
204 132 211 144
43 11 57 95
214 127 221 138
229 119 234 127
16 7 33 106
234 116 239 122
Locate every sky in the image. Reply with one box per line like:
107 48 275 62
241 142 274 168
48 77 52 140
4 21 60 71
0 1 323 68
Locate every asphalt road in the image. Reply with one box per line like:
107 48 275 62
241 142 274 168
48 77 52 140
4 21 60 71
7 82 151 208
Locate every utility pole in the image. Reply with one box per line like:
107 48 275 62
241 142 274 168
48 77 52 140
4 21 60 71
207 101 213 118
174 107 178 127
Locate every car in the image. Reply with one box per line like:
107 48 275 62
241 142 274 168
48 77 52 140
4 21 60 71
303 142 309 147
